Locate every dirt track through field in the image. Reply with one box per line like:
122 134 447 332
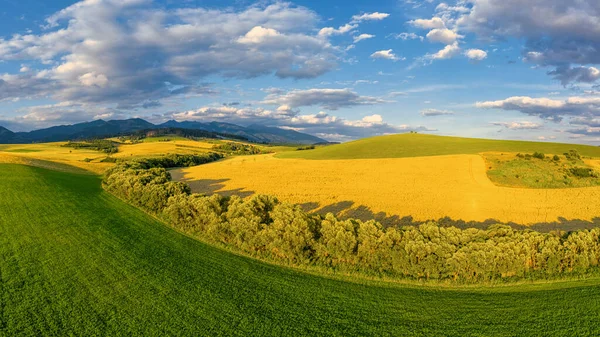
173 154 600 225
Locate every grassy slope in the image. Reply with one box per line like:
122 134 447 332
278 133 600 160
485 153 600 188
2 164 600 336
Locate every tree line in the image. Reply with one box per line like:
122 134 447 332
103 157 600 283
62 140 118 154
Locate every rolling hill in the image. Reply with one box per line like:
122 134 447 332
278 133 600 160
3 163 600 335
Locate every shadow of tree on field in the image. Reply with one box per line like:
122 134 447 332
173 173 600 232
182 178 255 198
298 202 320 213
305 200 600 233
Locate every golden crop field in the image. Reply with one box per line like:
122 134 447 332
172 154 600 224
113 140 214 158
0 143 112 174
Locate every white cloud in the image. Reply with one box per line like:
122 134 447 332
490 121 543 130
318 23 357 37
435 3 470 13
475 95 600 122
548 66 600 86
0 1 337 109
361 114 383 123
420 108 454 116
426 28 459 44
390 32 424 41
237 26 281 44
409 17 446 29
458 0 600 85
370 49 403 61
351 12 390 22
465 49 487 61
78 72 108 87
171 106 430 141
426 42 460 60
353 34 375 43
261 88 387 110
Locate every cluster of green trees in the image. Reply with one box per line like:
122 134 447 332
296 145 316 151
103 160 600 283
62 140 118 154
212 143 267 155
124 153 224 169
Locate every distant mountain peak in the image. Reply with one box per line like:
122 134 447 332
0 125 13 133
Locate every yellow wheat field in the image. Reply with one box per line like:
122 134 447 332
172 154 600 224
113 140 214 158
0 143 112 174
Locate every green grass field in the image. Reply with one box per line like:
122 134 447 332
486 152 600 188
3 163 600 336
278 134 600 160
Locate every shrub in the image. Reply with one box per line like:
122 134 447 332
296 145 316 151
570 167 598 178
553 155 560 161
564 150 582 161
213 143 266 155
532 152 545 159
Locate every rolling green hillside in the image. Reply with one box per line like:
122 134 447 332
3 164 600 336
278 133 600 160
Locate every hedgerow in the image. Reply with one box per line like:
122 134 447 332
103 157 600 283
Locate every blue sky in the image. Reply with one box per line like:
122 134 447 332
0 0 599 143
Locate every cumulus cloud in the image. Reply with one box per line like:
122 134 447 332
475 96 600 122
370 49 403 61
570 117 600 127
548 66 600 86
3 102 127 131
171 106 430 141
237 26 281 44
458 0 600 85
318 23 357 37
351 12 390 22
566 127 600 137
426 28 459 45
435 3 470 13
390 32 424 41
0 1 337 109
465 49 487 61
490 121 543 130
409 17 446 29
426 42 461 60
353 34 375 43
420 108 454 116
173 106 290 123
261 88 387 110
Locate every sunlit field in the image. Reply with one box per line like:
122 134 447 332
113 139 215 158
173 152 600 225
3 163 600 336
0 143 112 174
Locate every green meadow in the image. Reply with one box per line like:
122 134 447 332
2 163 600 336
278 133 600 160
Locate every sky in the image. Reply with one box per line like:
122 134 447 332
0 0 599 144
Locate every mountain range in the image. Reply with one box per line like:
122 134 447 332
0 119 326 145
